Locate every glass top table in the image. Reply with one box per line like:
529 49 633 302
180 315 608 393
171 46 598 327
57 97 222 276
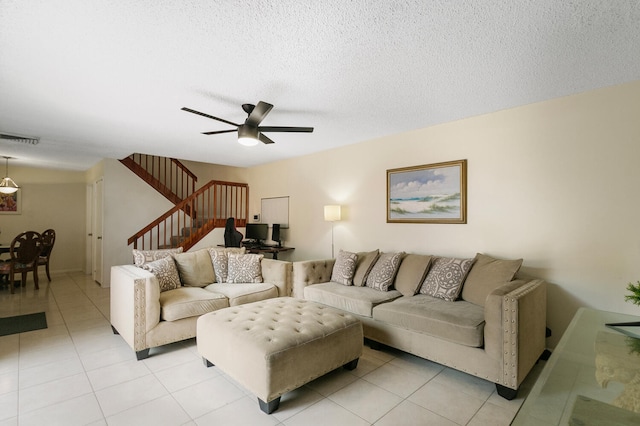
513 307 640 425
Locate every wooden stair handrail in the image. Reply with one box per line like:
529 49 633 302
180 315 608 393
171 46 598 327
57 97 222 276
120 154 197 204
128 179 249 251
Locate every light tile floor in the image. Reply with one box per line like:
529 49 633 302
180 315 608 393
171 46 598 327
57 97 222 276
0 272 544 425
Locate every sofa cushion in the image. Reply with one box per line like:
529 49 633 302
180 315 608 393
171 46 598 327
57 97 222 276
394 254 432 296
159 287 229 321
304 282 402 317
419 256 475 301
132 247 183 267
461 253 523 306
227 253 264 283
173 249 216 287
365 252 404 291
372 295 485 347
331 249 358 285
140 256 181 292
353 249 380 287
205 283 278 306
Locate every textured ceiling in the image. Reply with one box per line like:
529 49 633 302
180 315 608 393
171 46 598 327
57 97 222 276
0 1 639 170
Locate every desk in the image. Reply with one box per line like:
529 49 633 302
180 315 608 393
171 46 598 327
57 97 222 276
512 308 640 425
243 245 294 260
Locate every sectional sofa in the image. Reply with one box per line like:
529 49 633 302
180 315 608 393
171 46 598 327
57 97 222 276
110 246 292 360
292 250 547 399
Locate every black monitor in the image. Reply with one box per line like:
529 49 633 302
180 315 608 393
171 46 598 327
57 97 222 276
272 224 281 246
245 223 268 243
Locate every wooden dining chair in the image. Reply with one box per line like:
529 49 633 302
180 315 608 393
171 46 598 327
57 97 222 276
0 231 42 293
37 229 56 281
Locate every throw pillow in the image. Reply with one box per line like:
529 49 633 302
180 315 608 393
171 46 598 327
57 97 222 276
132 247 183 267
141 256 181 292
172 249 215 287
366 252 405 291
353 249 380 287
207 247 247 283
394 254 433 296
227 253 264 283
419 257 475 301
461 253 523 306
330 249 358 286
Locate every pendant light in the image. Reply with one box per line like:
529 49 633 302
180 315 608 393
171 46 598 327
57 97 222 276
0 156 19 194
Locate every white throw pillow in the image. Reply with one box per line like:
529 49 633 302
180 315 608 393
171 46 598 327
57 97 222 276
365 252 404 291
141 256 181 292
227 253 264 283
331 249 358 286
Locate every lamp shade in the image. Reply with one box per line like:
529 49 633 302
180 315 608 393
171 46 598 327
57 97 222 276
324 205 341 222
237 126 260 146
0 177 19 194
0 157 19 194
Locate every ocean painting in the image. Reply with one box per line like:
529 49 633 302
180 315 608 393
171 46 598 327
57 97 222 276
387 160 466 223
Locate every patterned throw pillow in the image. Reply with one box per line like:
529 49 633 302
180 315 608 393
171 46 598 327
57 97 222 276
132 247 184 267
330 250 358 286
141 256 181 292
365 252 405 291
227 253 264 283
208 247 247 283
419 257 475 301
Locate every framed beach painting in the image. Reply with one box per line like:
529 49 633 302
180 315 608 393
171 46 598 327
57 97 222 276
387 159 467 224
0 191 21 214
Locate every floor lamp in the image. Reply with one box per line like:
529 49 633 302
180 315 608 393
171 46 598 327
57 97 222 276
324 205 341 258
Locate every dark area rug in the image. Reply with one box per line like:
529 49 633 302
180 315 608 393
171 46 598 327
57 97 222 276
0 312 47 336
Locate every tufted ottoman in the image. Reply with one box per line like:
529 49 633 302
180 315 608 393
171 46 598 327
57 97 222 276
196 297 363 414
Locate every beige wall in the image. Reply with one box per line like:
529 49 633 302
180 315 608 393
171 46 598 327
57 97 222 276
244 80 640 347
0 166 86 274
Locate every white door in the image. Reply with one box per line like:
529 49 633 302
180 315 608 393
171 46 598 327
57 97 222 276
85 184 93 274
93 178 104 284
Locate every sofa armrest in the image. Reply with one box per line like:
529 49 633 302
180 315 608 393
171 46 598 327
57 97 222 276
291 259 336 299
484 279 547 389
110 265 161 352
260 259 293 297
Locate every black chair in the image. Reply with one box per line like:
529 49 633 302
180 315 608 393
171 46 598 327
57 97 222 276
224 218 243 247
0 231 42 293
37 229 56 281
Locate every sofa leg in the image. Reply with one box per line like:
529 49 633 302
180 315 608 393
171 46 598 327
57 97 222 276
258 397 280 414
368 340 383 351
496 384 518 400
135 349 150 361
343 358 359 371
111 326 119 335
203 357 214 368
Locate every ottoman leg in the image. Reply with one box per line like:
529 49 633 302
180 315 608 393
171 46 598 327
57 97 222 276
258 397 280 414
202 357 214 368
343 358 359 371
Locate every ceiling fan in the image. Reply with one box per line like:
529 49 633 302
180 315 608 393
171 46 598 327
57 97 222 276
181 101 313 146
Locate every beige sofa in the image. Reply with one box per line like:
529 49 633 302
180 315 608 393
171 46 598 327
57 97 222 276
292 250 547 400
110 247 293 360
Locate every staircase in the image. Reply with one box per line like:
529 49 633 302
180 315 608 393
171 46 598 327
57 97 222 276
121 154 249 251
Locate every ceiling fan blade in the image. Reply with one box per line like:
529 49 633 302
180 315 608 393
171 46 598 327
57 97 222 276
181 107 240 127
201 129 238 135
258 126 314 133
246 101 273 127
259 133 275 144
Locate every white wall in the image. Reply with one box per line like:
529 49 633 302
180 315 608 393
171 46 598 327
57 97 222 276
244 80 640 347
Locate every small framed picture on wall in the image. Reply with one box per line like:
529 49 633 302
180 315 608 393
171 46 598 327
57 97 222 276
0 191 21 214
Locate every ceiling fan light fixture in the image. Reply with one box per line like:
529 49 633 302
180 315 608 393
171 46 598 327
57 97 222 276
0 156 19 194
237 126 259 147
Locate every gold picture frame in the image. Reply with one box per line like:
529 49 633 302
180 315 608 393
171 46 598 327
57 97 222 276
387 159 467 224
